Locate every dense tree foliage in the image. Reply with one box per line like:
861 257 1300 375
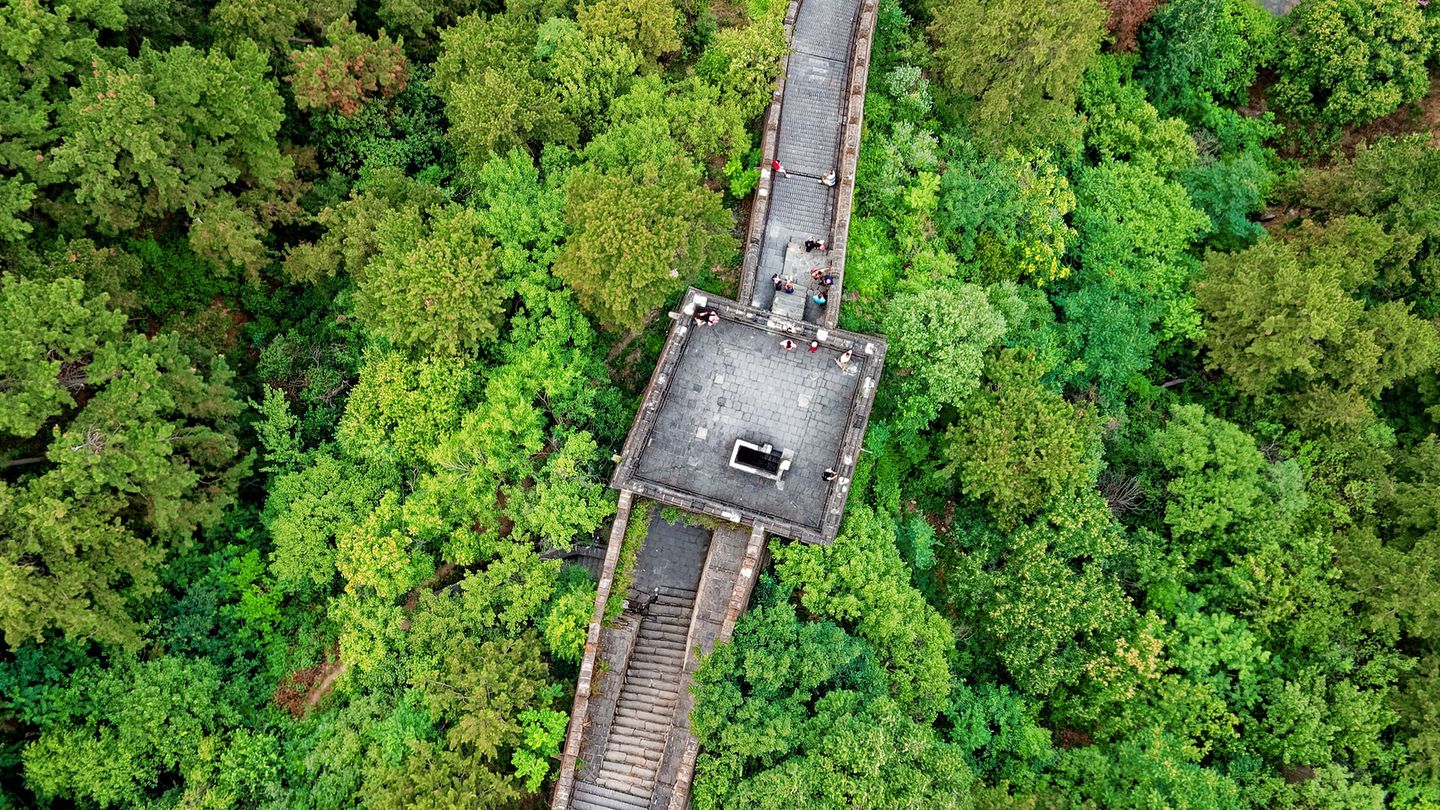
6 0 1440 805
1272 0 1432 127
1196 218 1440 429
928 0 1106 147
0 0 775 805
693 0 1440 805
1 272 247 649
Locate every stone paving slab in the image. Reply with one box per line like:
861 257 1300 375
792 0 859 56
776 51 846 177
632 513 711 595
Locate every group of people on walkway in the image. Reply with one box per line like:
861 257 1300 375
770 232 836 307
771 274 795 295
778 339 854 369
692 306 720 327
771 159 837 187
809 265 835 305
771 273 830 307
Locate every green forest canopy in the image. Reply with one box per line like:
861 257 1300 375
2 0 1440 806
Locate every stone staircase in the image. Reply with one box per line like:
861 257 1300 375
573 585 697 810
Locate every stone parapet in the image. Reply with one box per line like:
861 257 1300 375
552 490 635 810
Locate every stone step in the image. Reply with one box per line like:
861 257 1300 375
636 626 689 645
611 720 671 740
573 780 650 810
637 620 689 636
631 645 687 663
631 643 685 661
608 721 668 741
623 683 680 703
631 638 687 657
629 656 684 674
628 652 683 668
624 676 680 694
633 645 688 665
650 614 690 625
606 748 662 771
614 701 677 726
608 738 666 759
633 635 686 652
594 764 656 795
622 669 681 687
639 619 688 639
643 620 690 636
614 698 677 720
612 712 675 735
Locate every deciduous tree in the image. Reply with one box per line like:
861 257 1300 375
0 274 247 648
1102 0 1160 52
770 507 955 718
290 18 408 117
881 281 1006 427
553 157 732 331
1196 218 1440 428
940 350 1103 529
937 144 1077 285
1138 0 1276 116
928 0 1105 148
576 0 682 65
336 351 475 469
50 40 290 236
1272 0 1431 126
431 13 576 164
691 603 973 809
22 657 240 807
941 492 1136 697
353 204 507 355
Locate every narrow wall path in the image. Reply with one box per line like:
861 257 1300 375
749 0 863 322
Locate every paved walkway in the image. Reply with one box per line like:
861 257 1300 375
571 513 711 809
750 0 861 321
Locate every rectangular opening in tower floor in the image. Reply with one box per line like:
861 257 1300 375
611 288 885 545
